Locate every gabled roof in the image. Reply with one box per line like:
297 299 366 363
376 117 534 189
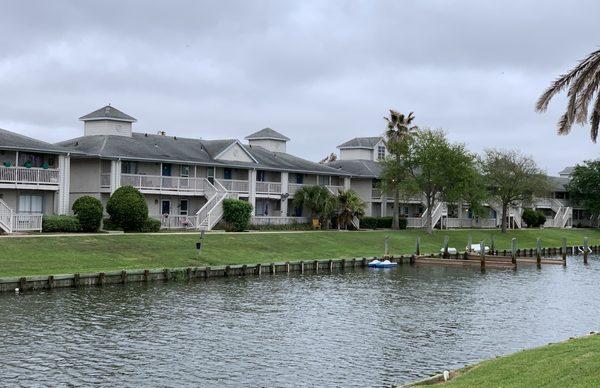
325 159 383 178
0 128 69 154
558 166 575 176
245 127 290 141
337 136 383 149
549 176 570 192
57 132 348 175
79 105 137 123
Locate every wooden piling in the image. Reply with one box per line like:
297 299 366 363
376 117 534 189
443 236 449 259
314 260 319 273
98 272 105 286
73 273 81 287
205 267 210 279
415 237 421 256
511 238 517 265
480 240 485 271
584 237 589 264
299 261 304 274
286 262 290 274
121 270 127 284
256 263 262 276
536 238 542 268
341 258 346 269
270 263 276 275
562 238 567 265
384 236 390 258
48 275 55 289
328 259 333 272
143 269 149 282
242 265 247 276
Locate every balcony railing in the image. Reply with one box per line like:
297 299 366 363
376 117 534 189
151 214 196 229
0 166 60 185
256 181 282 195
217 179 249 193
251 216 310 225
13 213 43 232
121 174 210 193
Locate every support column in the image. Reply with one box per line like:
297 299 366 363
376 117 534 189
343 177 351 190
57 154 71 215
381 197 387 217
110 160 122 194
280 171 289 217
248 169 257 215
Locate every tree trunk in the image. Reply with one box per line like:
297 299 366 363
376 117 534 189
501 203 508 233
426 196 434 235
392 189 400 230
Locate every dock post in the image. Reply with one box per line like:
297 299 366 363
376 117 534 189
561 238 567 266
511 238 517 266
443 235 449 259
300 261 304 274
480 240 485 271
584 237 589 265
536 238 542 268
415 237 421 256
384 236 389 258
490 235 495 255
467 234 472 252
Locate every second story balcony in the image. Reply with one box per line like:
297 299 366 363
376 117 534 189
216 178 250 193
120 173 212 194
0 166 60 188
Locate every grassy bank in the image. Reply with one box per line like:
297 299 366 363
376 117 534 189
441 334 600 387
1 228 599 277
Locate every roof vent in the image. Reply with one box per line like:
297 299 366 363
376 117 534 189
144 133 148 137
75 141 79 146
157 131 166 136
105 106 110 115
173 136 177 140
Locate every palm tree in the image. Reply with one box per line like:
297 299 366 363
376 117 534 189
536 49 600 142
383 109 418 229
336 190 365 229
292 185 334 228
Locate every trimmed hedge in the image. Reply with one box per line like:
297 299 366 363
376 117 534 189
72 196 103 232
101 218 121 231
139 218 161 233
359 216 407 229
522 208 547 228
106 186 149 232
250 222 312 231
222 199 253 232
42 215 81 233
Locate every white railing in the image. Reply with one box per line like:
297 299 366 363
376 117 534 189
430 203 445 229
372 188 382 199
288 183 306 195
0 166 60 185
406 217 423 228
121 174 210 193
251 216 310 225
445 218 498 229
217 179 249 193
100 173 110 188
256 181 282 195
153 214 196 229
325 185 344 195
12 213 43 232
0 199 13 233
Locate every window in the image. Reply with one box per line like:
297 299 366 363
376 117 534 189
377 146 386 160
318 175 329 186
19 152 55 168
18 194 43 213
207 167 215 178
121 161 138 174
180 165 190 177
295 174 304 184
223 168 232 180
257 170 265 182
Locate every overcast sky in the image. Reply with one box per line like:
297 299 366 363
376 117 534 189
0 1 598 174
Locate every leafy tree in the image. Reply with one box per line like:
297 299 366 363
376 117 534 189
72 195 103 232
403 130 480 234
336 189 366 229
382 109 418 229
222 199 253 232
292 185 334 227
567 160 600 226
106 186 149 232
481 150 550 233
536 49 600 142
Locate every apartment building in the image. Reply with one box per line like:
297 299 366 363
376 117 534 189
56 105 350 230
0 129 71 233
328 135 576 229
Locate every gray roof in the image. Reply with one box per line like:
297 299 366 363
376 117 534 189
0 128 69 154
558 166 575 176
245 127 290 141
549 176 570 192
57 132 347 175
337 136 382 149
326 159 383 178
79 105 137 122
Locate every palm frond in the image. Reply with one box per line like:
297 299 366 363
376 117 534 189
575 68 600 123
590 93 600 142
557 112 572 135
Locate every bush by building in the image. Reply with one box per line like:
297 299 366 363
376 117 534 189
106 186 149 232
359 216 406 229
139 218 162 233
72 196 103 232
222 199 253 232
522 208 547 228
42 215 81 233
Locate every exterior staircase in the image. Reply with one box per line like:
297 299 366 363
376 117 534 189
0 199 13 233
196 179 230 231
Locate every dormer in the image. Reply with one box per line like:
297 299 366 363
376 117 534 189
245 127 290 153
337 136 384 161
79 105 137 137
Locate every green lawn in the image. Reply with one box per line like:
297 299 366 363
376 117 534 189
443 334 600 387
0 228 599 277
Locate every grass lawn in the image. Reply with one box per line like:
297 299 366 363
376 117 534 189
442 334 600 387
1 228 599 277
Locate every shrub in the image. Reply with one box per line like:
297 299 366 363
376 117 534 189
139 218 161 233
222 199 253 232
358 216 407 229
398 217 408 230
106 186 149 232
359 217 378 229
101 218 121 231
42 215 81 233
522 208 547 228
72 196 103 232
250 222 312 231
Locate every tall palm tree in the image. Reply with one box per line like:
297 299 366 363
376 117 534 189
536 49 600 142
383 109 418 229
336 190 365 229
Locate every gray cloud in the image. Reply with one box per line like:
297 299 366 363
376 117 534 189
0 0 599 174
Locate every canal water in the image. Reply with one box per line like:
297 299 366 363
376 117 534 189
1 256 599 387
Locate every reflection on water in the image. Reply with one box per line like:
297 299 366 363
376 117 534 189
1 256 599 386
